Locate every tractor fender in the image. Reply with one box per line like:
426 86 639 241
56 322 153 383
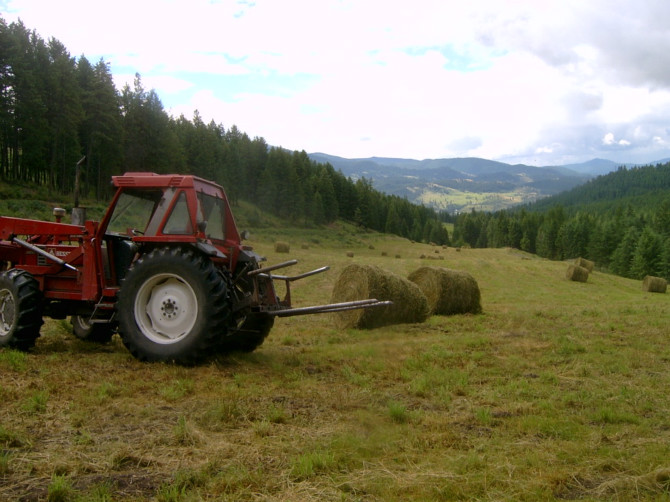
193 241 227 259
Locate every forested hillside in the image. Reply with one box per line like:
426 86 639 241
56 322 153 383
451 162 670 281
531 163 670 213
0 18 449 245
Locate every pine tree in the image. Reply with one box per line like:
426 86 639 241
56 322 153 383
660 237 670 280
508 218 522 249
6 21 50 183
0 18 15 178
558 212 592 259
245 136 269 202
354 178 375 229
587 219 619 268
428 220 450 246
316 168 338 223
630 227 663 279
535 206 565 259
312 191 325 225
610 227 640 278
222 124 252 203
331 169 357 221
45 38 83 191
519 210 539 253
385 201 402 235
121 74 176 173
653 198 670 237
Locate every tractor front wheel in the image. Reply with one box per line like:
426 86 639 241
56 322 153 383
0 269 43 350
70 315 115 343
116 248 229 364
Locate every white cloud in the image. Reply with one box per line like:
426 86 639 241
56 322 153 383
2 0 670 164
602 132 631 147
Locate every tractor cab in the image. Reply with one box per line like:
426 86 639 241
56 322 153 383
97 173 244 287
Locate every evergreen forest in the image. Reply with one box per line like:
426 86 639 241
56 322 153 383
451 162 670 281
0 18 449 246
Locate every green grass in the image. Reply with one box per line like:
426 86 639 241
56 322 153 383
0 181 109 223
0 348 29 371
46 474 74 502
1 223 670 500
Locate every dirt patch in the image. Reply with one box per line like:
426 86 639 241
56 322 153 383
5 470 169 502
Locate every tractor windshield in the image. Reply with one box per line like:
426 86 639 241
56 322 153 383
108 190 161 235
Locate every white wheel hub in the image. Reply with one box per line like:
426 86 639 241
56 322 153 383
0 289 15 337
134 274 198 344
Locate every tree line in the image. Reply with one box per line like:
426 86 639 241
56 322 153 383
451 163 670 281
0 18 450 245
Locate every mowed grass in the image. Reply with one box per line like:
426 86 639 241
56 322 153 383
1 225 670 501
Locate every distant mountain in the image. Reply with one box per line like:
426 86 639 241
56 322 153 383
309 153 588 213
556 158 624 176
309 153 670 212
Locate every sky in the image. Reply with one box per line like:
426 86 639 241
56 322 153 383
2 0 670 167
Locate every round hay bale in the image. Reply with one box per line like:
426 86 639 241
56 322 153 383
408 266 482 316
643 275 667 293
566 264 589 282
574 257 595 272
274 241 290 253
330 264 429 329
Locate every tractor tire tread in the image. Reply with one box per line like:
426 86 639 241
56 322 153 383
0 269 43 351
116 247 229 364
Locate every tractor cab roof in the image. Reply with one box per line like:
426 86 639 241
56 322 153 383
112 172 225 197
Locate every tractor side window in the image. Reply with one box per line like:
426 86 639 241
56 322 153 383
108 191 159 235
164 192 193 235
197 192 225 241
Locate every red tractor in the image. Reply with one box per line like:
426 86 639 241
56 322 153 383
0 172 386 363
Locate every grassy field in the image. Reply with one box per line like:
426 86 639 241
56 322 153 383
1 223 670 501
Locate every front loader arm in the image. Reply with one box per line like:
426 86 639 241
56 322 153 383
0 216 85 241
248 259 391 317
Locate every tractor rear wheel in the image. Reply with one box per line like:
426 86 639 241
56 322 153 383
0 269 43 350
219 260 275 353
116 247 229 364
70 315 115 343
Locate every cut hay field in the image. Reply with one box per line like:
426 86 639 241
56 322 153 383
2 225 670 501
